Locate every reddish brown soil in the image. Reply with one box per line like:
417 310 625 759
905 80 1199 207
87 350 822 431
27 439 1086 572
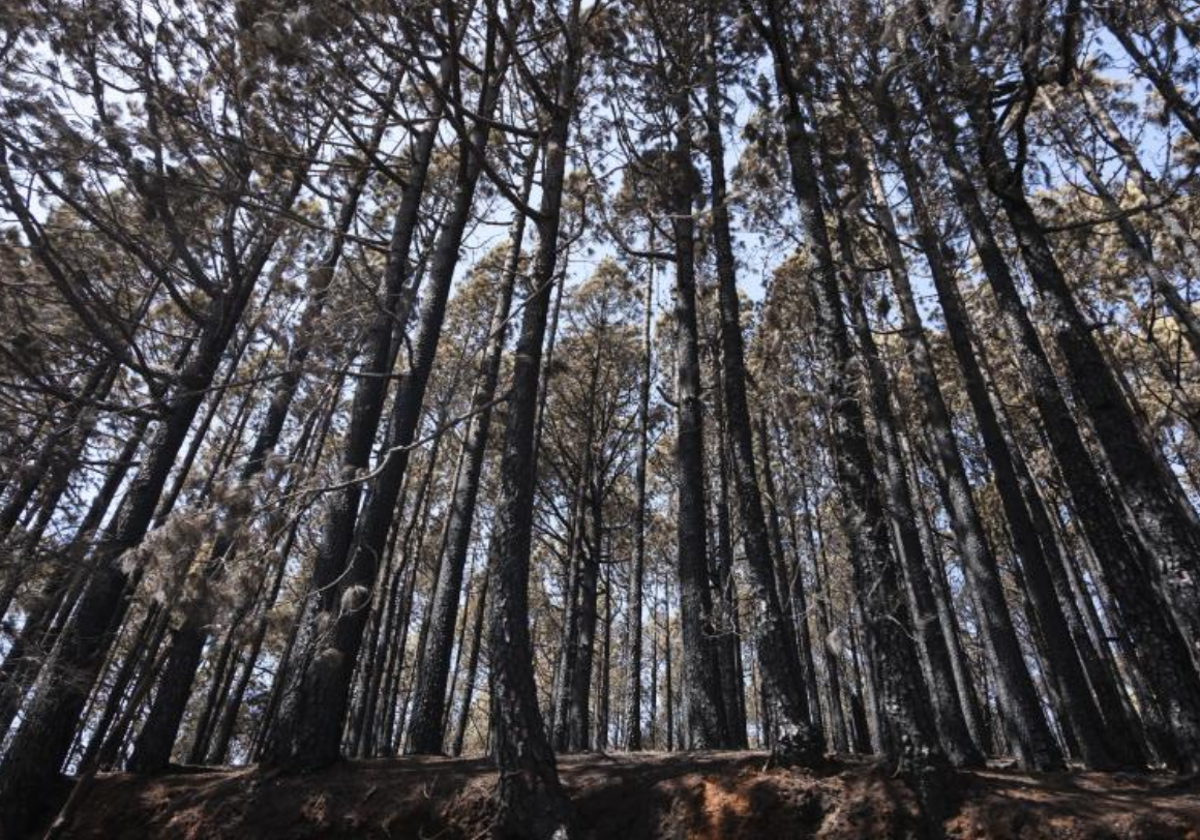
40 752 1200 840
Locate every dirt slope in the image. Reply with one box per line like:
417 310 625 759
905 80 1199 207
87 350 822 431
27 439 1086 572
37 752 1200 839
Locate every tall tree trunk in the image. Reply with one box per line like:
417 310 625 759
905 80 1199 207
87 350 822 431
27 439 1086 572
702 13 820 755
258 59 448 769
848 109 1062 769
486 2 583 832
754 0 942 773
992 366 1149 765
406 153 534 755
788 446 849 753
860 109 1132 767
207 510 305 765
551 455 591 748
669 88 729 751
663 580 674 751
757 413 824 746
451 558 490 757
566 479 603 751
0 410 151 740
813 118 981 766
899 426 991 755
648 578 660 749
77 603 168 771
552 288 611 751
709 370 747 749
841 257 983 766
623 246 655 752
598 560 613 751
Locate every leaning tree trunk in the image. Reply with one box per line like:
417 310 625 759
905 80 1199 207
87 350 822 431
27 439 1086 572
0 197 295 836
0 408 152 741
910 66 1200 770
899 425 991 753
850 127 1062 770
451 559 490 757
1078 81 1200 282
127 122 384 772
786 439 850 753
258 61 448 769
702 15 819 757
757 414 823 741
840 251 983 767
263 28 517 767
267 115 495 767
0 362 117 547
1040 86 1200 364
930 6 1200 691
963 133 1200 761
984 351 1148 765
855 119 1128 769
1097 5 1200 146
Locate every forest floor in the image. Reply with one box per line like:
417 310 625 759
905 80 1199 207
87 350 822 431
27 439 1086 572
36 751 1200 840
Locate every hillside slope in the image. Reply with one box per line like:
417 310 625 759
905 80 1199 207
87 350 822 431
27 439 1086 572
38 752 1200 840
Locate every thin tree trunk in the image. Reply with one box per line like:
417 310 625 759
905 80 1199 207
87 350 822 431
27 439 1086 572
0 364 117 546
623 244 655 752
597 558 612 751
709 374 747 749
648 577 660 749
815 121 981 766
451 556 490 756
565 478 602 752
900 429 990 755
552 464 590 748
853 114 1061 769
758 413 825 747
0 412 151 740
663 584 674 752
789 450 849 754
259 61 447 769
910 55 1200 770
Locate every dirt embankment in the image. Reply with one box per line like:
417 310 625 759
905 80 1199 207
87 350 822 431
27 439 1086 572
33 751 1200 839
